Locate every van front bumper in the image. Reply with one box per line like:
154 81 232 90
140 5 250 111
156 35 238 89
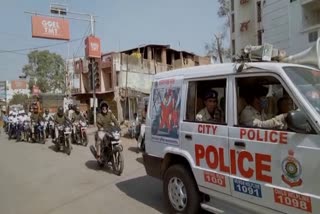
142 152 163 180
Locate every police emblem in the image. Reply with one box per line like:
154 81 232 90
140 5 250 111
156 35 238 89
281 149 303 187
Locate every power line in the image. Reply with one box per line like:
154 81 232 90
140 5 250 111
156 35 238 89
73 23 91 58
0 37 85 54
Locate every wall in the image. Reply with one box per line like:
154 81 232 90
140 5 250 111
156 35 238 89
232 0 259 56
263 0 319 55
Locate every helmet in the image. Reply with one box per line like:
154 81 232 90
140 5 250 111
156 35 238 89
57 106 64 116
45 109 49 114
100 101 109 109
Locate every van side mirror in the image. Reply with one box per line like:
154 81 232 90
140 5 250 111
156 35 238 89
286 109 313 134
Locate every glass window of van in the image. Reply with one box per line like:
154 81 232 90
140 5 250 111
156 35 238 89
236 75 300 131
185 79 226 124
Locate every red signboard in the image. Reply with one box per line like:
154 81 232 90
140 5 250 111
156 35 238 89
11 80 27 90
85 36 101 58
31 16 70 40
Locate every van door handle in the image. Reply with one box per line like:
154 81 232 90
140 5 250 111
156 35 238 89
234 141 246 147
185 134 192 140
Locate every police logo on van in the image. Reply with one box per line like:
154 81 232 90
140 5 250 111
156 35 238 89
281 149 303 187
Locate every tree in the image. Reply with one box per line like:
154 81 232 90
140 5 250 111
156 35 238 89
9 93 29 106
23 50 66 93
205 0 231 63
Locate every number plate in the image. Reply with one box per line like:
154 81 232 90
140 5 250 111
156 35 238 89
233 178 262 198
273 188 312 213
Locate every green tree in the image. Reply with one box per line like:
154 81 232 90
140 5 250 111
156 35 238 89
205 0 231 63
23 50 66 93
9 93 29 106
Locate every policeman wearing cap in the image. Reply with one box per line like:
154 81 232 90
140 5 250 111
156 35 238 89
196 89 222 123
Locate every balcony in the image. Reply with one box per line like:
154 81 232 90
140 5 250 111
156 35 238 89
302 8 320 32
301 0 320 11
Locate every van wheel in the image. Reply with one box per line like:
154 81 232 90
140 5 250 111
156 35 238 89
163 165 200 214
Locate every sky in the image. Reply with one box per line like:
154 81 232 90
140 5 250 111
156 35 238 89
0 0 225 81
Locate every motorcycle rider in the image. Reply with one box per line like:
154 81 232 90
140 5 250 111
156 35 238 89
43 109 53 138
96 101 120 161
30 105 43 139
17 110 29 141
71 105 85 136
53 106 71 149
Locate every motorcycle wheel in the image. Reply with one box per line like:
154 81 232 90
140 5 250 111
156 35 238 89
112 147 124 176
65 138 71 156
82 132 88 147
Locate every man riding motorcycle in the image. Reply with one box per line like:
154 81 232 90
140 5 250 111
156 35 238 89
53 106 72 150
71 105 85 134
43 109 53 138
96 101 120 161
30 106 44 140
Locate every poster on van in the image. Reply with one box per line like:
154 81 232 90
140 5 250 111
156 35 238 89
151 78 182 144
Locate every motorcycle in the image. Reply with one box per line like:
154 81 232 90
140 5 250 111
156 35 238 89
45 120 55 139
23 120 32 142
32 121 45 144
16 120 24 142
55 123 72 155
90 126 124 176
8 120 17 140
73 120 88 146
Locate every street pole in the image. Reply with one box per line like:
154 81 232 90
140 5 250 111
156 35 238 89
89 15 97 126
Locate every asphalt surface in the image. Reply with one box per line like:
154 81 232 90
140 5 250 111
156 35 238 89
0 131 165 214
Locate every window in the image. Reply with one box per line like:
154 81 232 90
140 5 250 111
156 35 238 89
308 31 318 43
185 79 227 124
235 75 299 131
257 30 263 45
232 39 236 55
257 1 262 23
232 14 235 33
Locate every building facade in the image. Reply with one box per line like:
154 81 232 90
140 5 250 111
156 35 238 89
263 0 320 55
230 0 263 58
230 0 320 58
72 44 211 122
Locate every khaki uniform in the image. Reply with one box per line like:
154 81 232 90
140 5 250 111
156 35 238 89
53 114 68 139
71 112 85 134
240 105 286 129
96 111 120 157
30 113 43 134
196 108 222 123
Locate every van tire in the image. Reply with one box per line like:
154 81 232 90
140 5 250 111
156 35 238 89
163 164 200 214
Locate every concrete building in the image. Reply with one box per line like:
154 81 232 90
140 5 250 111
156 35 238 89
230 0 263 58
230 0 320 58
263 0 320 55
72 44 211 122
6 80 30 102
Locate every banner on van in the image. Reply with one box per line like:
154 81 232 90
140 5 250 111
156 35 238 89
150 78 182 144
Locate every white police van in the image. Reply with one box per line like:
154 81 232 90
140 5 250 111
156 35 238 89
143 41 320 214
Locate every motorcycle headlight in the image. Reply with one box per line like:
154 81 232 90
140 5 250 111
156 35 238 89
112 132 120 140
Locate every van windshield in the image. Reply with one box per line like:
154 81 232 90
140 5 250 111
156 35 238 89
284 66 320 113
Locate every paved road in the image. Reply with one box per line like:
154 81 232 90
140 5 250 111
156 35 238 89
0 132 165 214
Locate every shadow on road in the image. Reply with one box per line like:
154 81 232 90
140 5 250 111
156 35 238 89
136 157 143 165
128 146 139 153
116 175 165 213
48 145 58 152
85 160 114 174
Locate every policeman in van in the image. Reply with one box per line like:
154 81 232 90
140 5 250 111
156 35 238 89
240 86 287 129
196 89 222 123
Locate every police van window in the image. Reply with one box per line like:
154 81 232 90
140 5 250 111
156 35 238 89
236 75 299 131
186 79 226 124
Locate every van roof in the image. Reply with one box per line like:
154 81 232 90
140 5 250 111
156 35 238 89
153 62 315 80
